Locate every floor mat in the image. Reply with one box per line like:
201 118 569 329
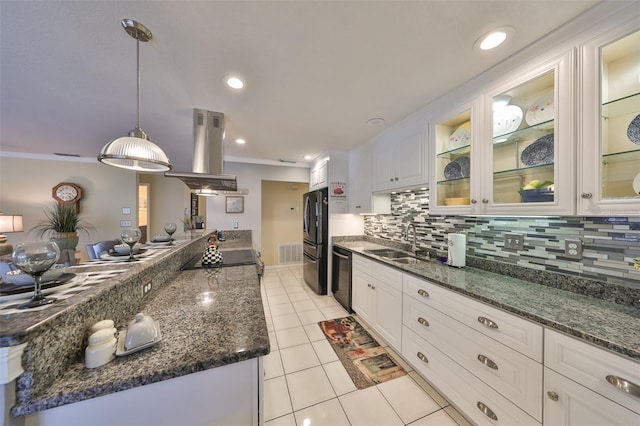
318 316 407 389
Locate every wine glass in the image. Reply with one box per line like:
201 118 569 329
12 242 61 309
164 223 177 245
120 227 142 262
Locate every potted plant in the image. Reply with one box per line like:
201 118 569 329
31 203 94 250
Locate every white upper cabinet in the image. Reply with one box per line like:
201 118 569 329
431 50 575 215
372 129 428 192
429 100 481 214
309 160 328 190
479 49 575 215
579 22 640 215
348 144 391 214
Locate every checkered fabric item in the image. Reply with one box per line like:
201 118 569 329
76 247 168 267
201 246 223 266
0 269 126 315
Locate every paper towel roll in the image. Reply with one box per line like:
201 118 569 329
447 233 466 268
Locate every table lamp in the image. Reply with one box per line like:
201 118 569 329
0 214 24 256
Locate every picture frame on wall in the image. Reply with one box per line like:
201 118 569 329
225 196 244 213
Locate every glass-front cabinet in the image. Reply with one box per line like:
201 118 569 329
431 105 476 212
481 50 575 215
580 24 640 215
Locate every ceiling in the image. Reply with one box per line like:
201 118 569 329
0 1 601 172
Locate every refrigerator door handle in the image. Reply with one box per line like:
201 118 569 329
303 196 310 234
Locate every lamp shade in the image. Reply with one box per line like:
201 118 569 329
0 214 23 233
98 135 172 172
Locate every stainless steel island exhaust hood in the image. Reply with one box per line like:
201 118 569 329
165 109 237 194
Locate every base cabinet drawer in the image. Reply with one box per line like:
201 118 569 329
544 368 640 425
402 327 540 426
403 274 542 361
403 296 542 421
545 329 640 415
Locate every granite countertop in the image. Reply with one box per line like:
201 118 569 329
11 262 269 416
335 240 640 361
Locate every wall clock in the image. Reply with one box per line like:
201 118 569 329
52 182 82 211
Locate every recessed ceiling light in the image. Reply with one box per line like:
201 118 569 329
475 26 514 51
304 155 312 160
367 118 385 126
235 138 246 144
226 76 244 89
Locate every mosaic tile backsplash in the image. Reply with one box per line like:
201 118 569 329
362 190 640 293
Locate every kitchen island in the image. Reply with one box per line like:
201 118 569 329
1 232 269 426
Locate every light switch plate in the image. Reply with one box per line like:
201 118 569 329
505 233 524 250
565 239 583 259
122 207 131 215
120 220 132 227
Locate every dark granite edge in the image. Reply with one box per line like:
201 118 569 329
333 238 640 361
10 346 270 417
333 235 640 308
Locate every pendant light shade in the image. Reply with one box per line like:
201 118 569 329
98 19 172 172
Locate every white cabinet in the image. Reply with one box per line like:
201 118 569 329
544 329 640 421
351 254 402 351
348 143 391 214
578 22 640 215
403 274 543 361
429 102 479 214
480 49 575 215
309 160 328 190
403 327 539 426
544 368 639 426
372 129 428 192
402 274 543 422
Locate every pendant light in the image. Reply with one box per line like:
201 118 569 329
98 19 172 172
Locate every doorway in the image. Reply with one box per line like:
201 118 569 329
260 181 307 266
138 183 150 243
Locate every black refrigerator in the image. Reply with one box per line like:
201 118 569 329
303 187 328 295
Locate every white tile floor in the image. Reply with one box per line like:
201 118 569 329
261 265 473 426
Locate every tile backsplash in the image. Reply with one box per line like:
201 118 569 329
363 190 640 291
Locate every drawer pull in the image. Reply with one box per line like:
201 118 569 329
417 289 430 298
606 375 640 398
547 391 559 401
476 401 498 421
416 352 429 363
417 317 430 327
367 283 372 288
477 354 498 370
477 316 499 329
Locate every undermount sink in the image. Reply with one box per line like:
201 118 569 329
363 248 409 259
393 257 421 265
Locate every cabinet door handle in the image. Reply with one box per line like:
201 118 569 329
476 401 498 421
416 352 429 363
417 289 430 298
471 199 477 204
482 198 489 204
581 192 593 199
477 354 498 370
395 177 399 181
547 391 559 401
606 375 640 399
477 316 499 329
367 283 372 288
417 317 430 327
371 285 376 290
390 178 394 182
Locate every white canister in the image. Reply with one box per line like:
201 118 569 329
85 328 117 369
447 233 466 268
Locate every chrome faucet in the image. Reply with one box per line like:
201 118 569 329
405 223 417 254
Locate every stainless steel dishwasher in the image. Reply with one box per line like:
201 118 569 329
331 246 352 313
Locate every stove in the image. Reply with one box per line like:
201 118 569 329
182 249 264 277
